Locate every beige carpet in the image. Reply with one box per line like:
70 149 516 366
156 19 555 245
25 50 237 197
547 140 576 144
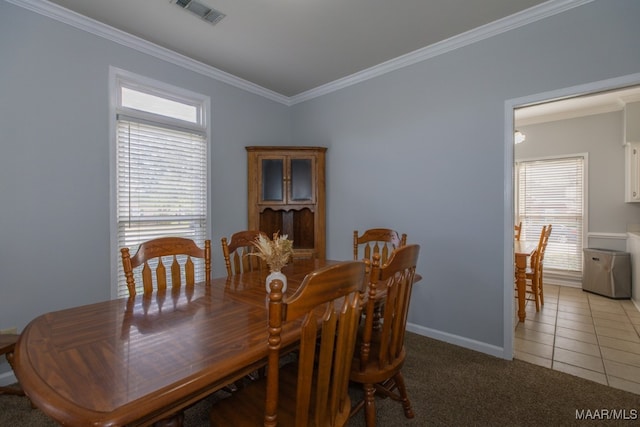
2 332 639 426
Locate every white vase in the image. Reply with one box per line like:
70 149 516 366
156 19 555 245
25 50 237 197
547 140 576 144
266 270 287 293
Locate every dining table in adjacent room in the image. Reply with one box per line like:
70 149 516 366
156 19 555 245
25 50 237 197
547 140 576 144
514 240 538 322
13 258 340 427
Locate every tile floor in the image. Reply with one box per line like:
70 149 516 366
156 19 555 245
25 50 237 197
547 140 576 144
514 283 640 395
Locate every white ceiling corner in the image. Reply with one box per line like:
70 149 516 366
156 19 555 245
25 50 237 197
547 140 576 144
7 0 594 106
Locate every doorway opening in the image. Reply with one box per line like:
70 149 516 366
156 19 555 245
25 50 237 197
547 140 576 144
505 73 640 394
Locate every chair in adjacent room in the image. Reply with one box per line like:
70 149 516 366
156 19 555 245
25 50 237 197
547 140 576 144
120 237 211 297
0 334 25 397
349 244 421 427
354 228 407 265
526 224 552 310
537 224 553 305
210 260 366 427
221 230 267 276
514 222 522 241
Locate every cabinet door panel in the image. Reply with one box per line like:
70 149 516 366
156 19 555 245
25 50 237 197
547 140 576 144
261 159 284 202
292 209 315 249
290 158 313 202
259 208 284 237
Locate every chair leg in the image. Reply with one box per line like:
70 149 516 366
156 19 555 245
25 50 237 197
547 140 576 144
393 372 414 419
376 373 414 419
2 351 25 397
363 383 376 427
0 386 25 396
539 277 545 306
532 279 540 312
355 373 414 426
374 373 415 420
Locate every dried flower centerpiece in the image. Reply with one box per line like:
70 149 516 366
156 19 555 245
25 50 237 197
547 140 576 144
251 232 293 292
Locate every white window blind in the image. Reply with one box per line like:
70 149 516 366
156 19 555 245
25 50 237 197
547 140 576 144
113 71 209 298
517 156 584 273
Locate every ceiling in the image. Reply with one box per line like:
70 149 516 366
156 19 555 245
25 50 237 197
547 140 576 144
515 85 640 126
43 0 549 97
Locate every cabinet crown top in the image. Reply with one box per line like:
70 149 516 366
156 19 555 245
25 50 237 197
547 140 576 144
246 146 327 152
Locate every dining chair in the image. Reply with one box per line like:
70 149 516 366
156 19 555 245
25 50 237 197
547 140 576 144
526 224 552 310
537 224 553 306
221 230 267 276
514 222 522 241
354 228 407 265
0 334 25 397
120 237 211 297
349 244 420 427
210 260 367 427
354 228 408 331
120 237 216 417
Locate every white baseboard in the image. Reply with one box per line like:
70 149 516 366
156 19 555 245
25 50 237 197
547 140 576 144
407 276 634 363
406 322 507 360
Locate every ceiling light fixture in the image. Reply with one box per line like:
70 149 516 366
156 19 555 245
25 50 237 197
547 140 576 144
514 130 526 144
173 0 226 25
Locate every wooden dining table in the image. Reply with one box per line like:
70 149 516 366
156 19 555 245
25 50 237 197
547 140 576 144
514 240 538 322
14 258 340 427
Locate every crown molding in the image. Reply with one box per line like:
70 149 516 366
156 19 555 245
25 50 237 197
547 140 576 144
5 0 291 105
7 0 592 107
289 0 594 105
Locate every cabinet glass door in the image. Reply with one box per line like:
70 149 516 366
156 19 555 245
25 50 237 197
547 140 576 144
290 158 313 202
261 159 283 201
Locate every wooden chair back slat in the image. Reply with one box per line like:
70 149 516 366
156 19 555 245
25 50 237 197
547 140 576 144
293 313 318 426
169 256 178 287
185 257 195 285
142 263 153 294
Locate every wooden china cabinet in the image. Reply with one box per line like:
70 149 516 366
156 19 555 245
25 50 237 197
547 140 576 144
246 146 326 260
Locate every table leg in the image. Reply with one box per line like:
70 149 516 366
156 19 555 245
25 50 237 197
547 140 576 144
515 254 527 322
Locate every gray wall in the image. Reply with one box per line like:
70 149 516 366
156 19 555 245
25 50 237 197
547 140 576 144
1 0 640 379
516 111 640 251
290 0 640 350
0 2 290 334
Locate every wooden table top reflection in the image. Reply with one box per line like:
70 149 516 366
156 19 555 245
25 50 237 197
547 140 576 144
14 258 338 427
514 240 538 322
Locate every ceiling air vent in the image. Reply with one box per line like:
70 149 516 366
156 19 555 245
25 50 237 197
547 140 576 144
174 0 226 25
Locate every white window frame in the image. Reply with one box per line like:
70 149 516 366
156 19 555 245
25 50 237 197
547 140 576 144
515 153 588 279
109 67 211 298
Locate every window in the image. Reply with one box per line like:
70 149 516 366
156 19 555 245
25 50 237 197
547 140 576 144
516 155 585 273
111 68 210 297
